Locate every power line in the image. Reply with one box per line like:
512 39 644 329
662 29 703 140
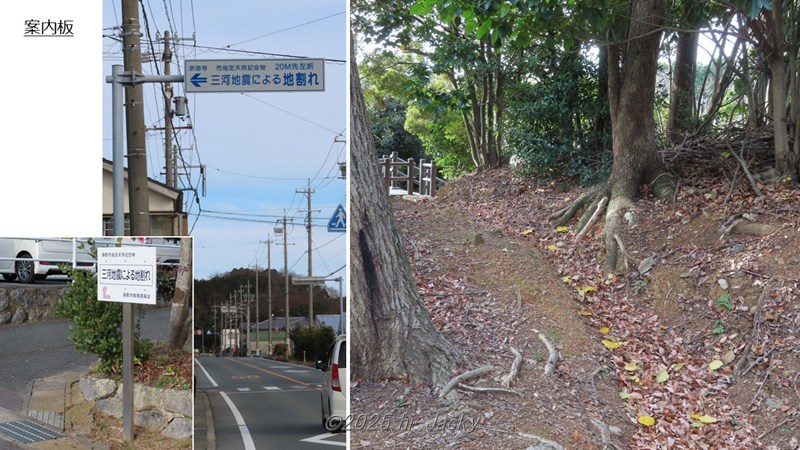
225 11 345 48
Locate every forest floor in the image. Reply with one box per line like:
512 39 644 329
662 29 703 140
351 166 800 449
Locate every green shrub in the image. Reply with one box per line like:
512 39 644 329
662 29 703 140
289 325 335 362
272 343 288 361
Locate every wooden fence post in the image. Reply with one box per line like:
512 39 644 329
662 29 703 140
384 157 391 192
430 160 438 197
407 158 415 195
418 159 426 195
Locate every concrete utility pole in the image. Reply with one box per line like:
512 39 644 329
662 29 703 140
120 0 147 442
162 31 176 188
121 0 150 235
296 181 315 327
258 238 273 356
245 280 251 356
283 214 290 347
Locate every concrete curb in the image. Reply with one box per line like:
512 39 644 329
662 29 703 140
194 390 215 450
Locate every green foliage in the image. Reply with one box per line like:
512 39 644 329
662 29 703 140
272 343 288 361
717 293 733 310
505 52 611 185
57 260 150 375
289 325 335 362
405 97 475 179
712 320 726 334
56 268 123 375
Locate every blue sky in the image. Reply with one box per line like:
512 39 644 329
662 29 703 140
102 1 348 290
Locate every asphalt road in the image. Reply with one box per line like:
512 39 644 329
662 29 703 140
0 307 171 413
196 356 348 449
0 275 71 287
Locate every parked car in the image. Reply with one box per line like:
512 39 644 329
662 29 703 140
316 334 347 432
0 238 96 283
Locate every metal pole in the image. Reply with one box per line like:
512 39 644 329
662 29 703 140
111 65 125 234
338 277 343 335
255 254 259 357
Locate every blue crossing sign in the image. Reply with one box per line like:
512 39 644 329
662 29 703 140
328 204 346 233
185 58 325 93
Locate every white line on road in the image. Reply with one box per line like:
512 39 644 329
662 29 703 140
300 433 347 447
263 386 280 390
194 359 218 387
220 391 256 450
237 388 251 392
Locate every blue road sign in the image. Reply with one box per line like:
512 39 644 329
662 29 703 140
328 204 346 233
185 58 325 93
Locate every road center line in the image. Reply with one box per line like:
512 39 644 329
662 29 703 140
227 358 311 386
220 391 257 450
194 359 218 387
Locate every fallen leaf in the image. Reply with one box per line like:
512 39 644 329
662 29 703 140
599 326 610 334
579 310 593 317
619 391 633 400
577 286 596 295
624 362 640 372
561 276 572 284
691 414 718 424
638 416 655 427
709 360 724 371
522 228 534 235
722 350 735 364
556 226 569 232
672 362 685 371
602 339 622 349
656 370 669 383
546 244 559 251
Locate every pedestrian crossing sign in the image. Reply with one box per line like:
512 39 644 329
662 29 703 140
328 204 346 232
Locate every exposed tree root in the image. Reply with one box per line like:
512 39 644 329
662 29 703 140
500 347 523 387
440 365 495 398
457 383 522 396
519 432 565 450
574 197 608 243
538 333 558 376
551 187 603 227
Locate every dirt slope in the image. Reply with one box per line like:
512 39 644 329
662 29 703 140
352 167 799 449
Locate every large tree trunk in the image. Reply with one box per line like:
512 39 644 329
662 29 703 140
167 238 192 350
351 41 462 386
605 0 675 272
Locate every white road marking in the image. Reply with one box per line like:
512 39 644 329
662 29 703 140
237 388 251 392
263 386 280 390
300 433 347 446
220 391 256 450
194 359 218 387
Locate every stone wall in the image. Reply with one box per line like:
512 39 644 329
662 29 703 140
79 375 192 439
0 286 66 325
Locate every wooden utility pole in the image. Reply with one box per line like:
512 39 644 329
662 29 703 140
121 0 150 235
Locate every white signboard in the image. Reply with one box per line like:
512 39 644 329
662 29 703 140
97 246 157 305
185 58 325 93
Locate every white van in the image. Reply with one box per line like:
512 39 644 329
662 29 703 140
316 334 348 432
0 238 96 283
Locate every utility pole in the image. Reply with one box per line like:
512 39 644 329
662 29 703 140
259 238 273 356
121 0 150 235
255 251 259 357
162 31 175 188
245 280 251 357
120 0 147 442
296 181 315 327
283 214 290 348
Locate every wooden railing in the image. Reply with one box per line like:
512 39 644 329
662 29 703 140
378 152 446 196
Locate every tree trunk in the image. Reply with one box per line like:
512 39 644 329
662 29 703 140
167 238 192 350
605 0 675 272
667 17 698 141
351 40 462 386
767 0 795 180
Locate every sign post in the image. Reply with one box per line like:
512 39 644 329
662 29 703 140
97 246 157 441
